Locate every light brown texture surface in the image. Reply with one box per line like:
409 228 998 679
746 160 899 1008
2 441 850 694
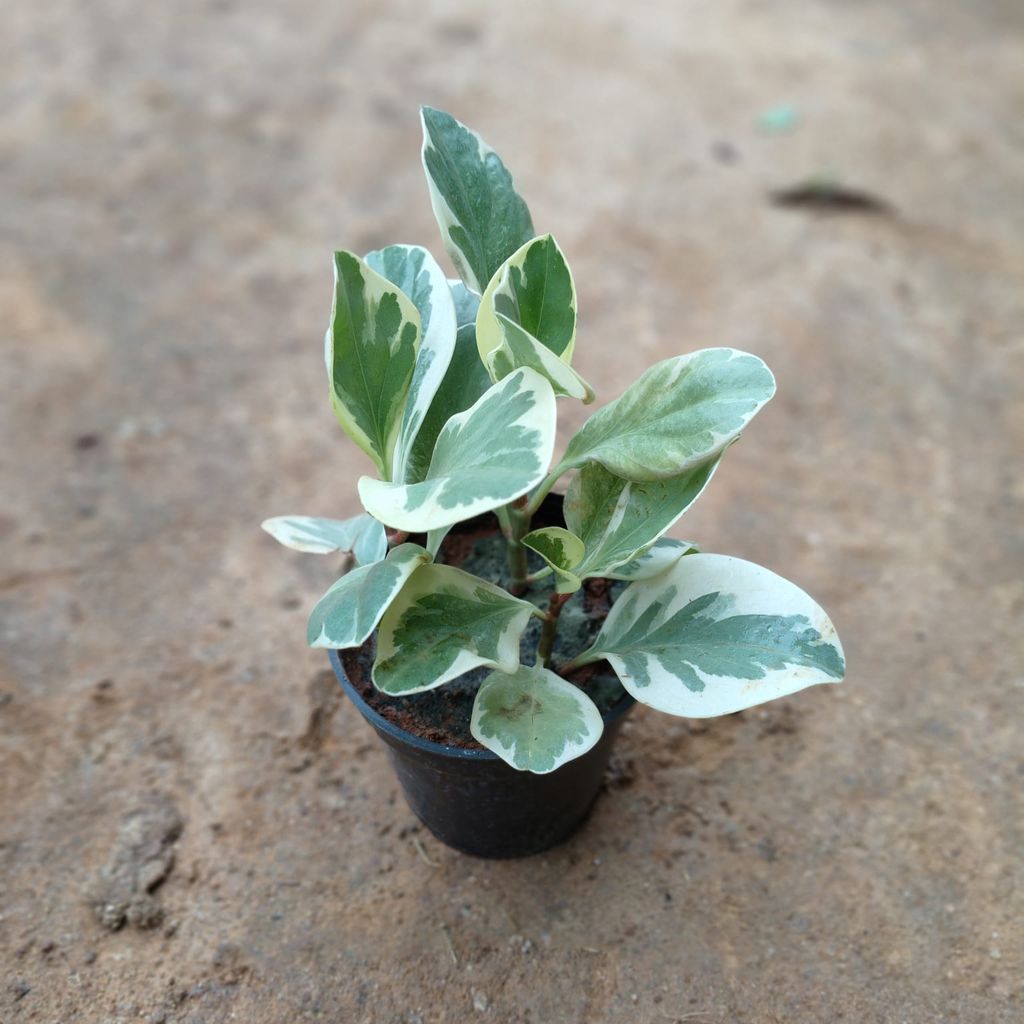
2 1 1022 1021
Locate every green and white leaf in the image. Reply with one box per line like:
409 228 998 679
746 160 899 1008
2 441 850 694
521 527 585 594
487 314 594 402
373 564 537 695
307 543 431 649
565 457 720 580
475 234 577 364
261 513 387 565
426 285 491 543
559 349 775 481
358 368 556 532
605 538 699 581
325 251 421 477
471 665 604 773
574 554 845 718
449 279 480 327
364 245 457 483
403 283 491 483
420 106 534 293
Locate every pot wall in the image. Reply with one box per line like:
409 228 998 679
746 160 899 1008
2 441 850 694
328 648 634 858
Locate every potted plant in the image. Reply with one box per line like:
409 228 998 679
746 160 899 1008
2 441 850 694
263 107 846 858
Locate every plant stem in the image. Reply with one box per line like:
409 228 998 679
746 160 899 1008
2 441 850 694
524 566 553 584
507 537 529 596
558 647 599 674
523 465 568 518
496 505 530 595
495 505 515 540
537 592 571 667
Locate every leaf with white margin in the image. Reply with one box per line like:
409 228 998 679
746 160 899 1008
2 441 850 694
325 251 421 477
521 527 585 594
261 513 387 565
373 564 537 695
359 368 556 533
307 543 431 649
475 234 577 364
572 554 845 718
471 665 604 773
487 314 594 402
364 245 457 483
420 107 534 294
565 457 720 580
604 538 698 581
403 282 491 484
558 349 775 481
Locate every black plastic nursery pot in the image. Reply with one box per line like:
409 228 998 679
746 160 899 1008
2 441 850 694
329 648 633 858
326 494 635 859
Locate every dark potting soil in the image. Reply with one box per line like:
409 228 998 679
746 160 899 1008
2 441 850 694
341 525 628 749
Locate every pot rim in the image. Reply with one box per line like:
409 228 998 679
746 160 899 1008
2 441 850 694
328 647 636 762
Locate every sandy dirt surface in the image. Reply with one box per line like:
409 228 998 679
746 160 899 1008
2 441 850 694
2 1 1023 1021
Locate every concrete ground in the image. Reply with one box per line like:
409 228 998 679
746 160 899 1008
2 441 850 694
2 1 1022 1021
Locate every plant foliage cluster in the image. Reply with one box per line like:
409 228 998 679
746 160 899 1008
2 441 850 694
264 108 845 774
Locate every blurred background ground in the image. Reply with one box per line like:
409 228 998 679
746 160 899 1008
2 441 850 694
2 1 1023 1021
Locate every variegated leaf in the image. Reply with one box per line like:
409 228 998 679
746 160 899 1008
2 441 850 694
307 543 431 649
573 554 845 718
487 314 594 402
403 282 491 483
358 368 557 532
364 245 457 483
325 251 421 477
476 234 577 364
373 564 537 695
604 538 698 581
521 527 585 594
471 665 604 773
559 349 775 481
261 513 387 566
420 107 534 293
565 457 720 580
449 278 480 327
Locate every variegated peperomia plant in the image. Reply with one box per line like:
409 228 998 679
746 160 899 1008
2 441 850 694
263 107 846 775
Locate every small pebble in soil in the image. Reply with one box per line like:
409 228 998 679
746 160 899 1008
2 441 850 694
74 432 101 451
85 792 183 931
